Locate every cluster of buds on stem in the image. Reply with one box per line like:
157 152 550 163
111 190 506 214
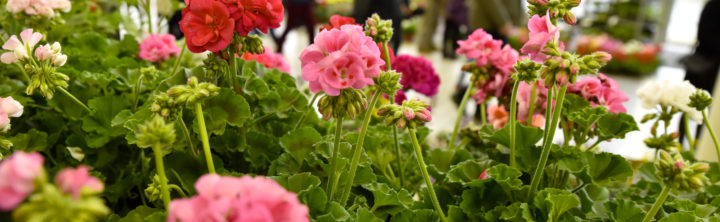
513 58 542 83
238 35 265 55
527 0 581 25
136 115 176 149
317 89 367 120
540 51 610 86
202 54 229 83
364 13 393 43
166 77 221 107
151 93 183 120
688 89 712 112
372 70 403 97
655 150 709 191
377 98 432 129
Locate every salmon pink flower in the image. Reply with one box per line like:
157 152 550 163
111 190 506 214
139 34 181 62
521 13 559 62
321 15 357 31
300 25 384 96
222 0 284 36
241 48 291 73
488 104 509 129
456 29 502 66
0 151 44 210
54 166 104 199
180 0 235 53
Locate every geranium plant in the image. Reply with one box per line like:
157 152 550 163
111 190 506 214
0 0 719 221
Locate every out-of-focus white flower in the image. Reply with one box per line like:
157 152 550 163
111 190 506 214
636 80 702 121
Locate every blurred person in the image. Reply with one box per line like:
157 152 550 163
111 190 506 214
467 0 522 43
274 0 316 53
418 0 449 52
680 0 720 148
442 0 467 58
353 0 408 52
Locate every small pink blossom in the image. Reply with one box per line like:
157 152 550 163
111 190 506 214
392 55 441 97
34 44 53 61
517 81 549 122
139 34 181 63
530 114 545 128
478 169 489 179
6 0 70 17
456 29 503 66
1 29 42 64
489 45 519 74
0 151 44 210
568 74 628 113
0 96 23 118
54 166 104 199
300 25 384 96
521 13 559 62
488 104 509 129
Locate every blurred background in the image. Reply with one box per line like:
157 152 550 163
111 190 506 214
145 0 720 161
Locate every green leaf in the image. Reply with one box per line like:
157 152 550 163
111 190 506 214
9 129 48 152
362 183 413 218
356 208 384 222
533 188 580 222
244 76 269 97
115 206 162 222
667 199 718 218
316 202 351 222
390 209 440 222
279 127 322 165
582 152 633 184
427 148 472 172
568 106 607 131
200 88 251 135
638 162 660 182
596 112 639 140
446 159 492 184
605 199 645 221
273 173 321 194
488 122 544 149
81 95 131 148
298 186 327 215
658 212 700 222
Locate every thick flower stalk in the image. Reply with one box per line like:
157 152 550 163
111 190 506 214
688 90 720 162
136 115 177 208
166 77 220 173
507 58 541 167
167 174 309 222
643 151 709 222
377 99 446 222
0 96 24 132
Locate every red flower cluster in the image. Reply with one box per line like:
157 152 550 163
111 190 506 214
320 15 358 31
180 0 283 53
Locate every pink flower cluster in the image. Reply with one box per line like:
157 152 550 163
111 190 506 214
392 55 441 97
521 13 559 62
456 29 503 67
0 96 23 131
0 151 43 210
517 81 549 127
1 29 67 67
456 29 519 104
168 174 309 222
6 0 70 17
568 73 629 113
241 49 291 74
139 34 181 63
55 166 104 200
300 25 384 96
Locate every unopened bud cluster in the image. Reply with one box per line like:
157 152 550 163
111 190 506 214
317 89 367 120
688 89 712 111
364 13 393 43
377 98 432 129
151 93 183 119
655 151 709 191
540 51 610 85
372 71 403 96
166 77 220 107
239 35 265 55
513 58 542 83
203 54 229 82
144 174 165 203
136 115 176 149
527 0 581 25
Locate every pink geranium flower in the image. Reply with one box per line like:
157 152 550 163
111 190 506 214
521 13 559 62
489 45 519 74
456 29 503 66
241 49 291 73
392 55 441 97
139 34 181 63
168 174 310 222
54 166 104 199
0 151 44 210
488 104 509 129
300 25 384 96
473 73 511 104
6 0 70 17
568 74 629 113
1 29 42 64
517 81 549 122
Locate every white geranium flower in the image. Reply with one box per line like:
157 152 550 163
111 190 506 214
636 80 702 121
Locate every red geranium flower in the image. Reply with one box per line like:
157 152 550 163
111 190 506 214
320 15 357 31
222 0 284 36
180 0 235 53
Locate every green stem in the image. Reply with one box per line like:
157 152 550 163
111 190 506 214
683 115 695 154
340 92 381 205
57 87 91 112
527 81 538 124
14 63 30 83
382 41 392 71
392 125 404 187
168 184 187 197
133 76 144 112
151 145 170 209
194 103 215 173
542 86 554 142
449 84 474 149
169 43 186 77
528 83 568 201
409 128 448 222
702 110 720 163
144 0 153 34
293 93 320 131
327 115 345 201
587 140 602 152
228 53 238 91
176 117 197 156
480 103 487 125
642 186 671 222
509 81 520 167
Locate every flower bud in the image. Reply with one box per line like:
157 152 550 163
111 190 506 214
691 163 709 173
52 53 67 67
513 58 542 82
564 12 577 25
688 89 712 111
377 98 432 129
592 51 612 62
136 115 176 149
364 13 394 43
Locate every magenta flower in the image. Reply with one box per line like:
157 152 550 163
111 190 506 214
0 151 44 210
168 174 309 222
394 90 407 105
456 29 503 66
521 13 559 62
489 45 519 74
392 54 441 97
300 25 384 96
139 34 181 63
54 166 104 199
568 74 628 113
